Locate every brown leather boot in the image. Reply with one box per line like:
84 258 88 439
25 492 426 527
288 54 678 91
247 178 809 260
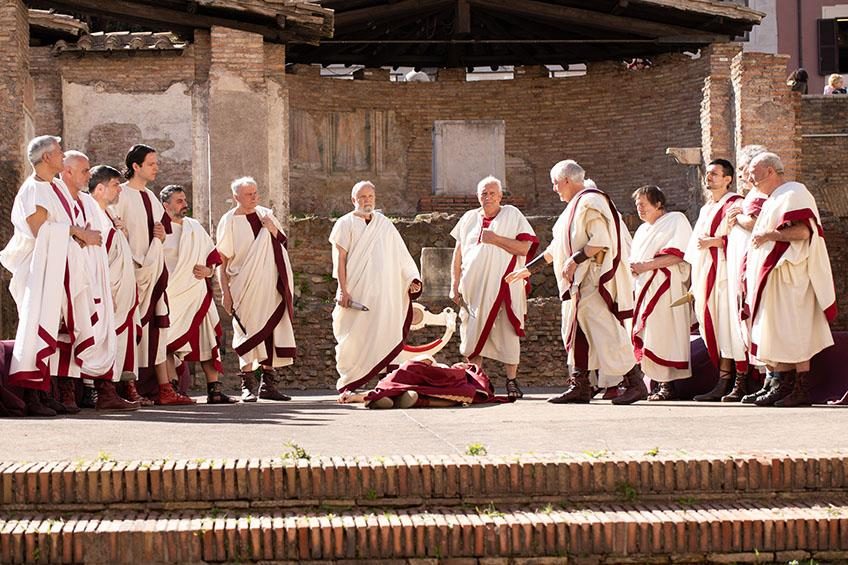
23 389 57 417
258 370 292 401
40 387 68 415
240 371 259 402
157 382 195 406
548 370 592 404
613 366 648 405
721 371 749 403
774 371 813 407
57 377 81 414
754 370 795 407
95 380 140 411
693 369 733 402
121 380 154 406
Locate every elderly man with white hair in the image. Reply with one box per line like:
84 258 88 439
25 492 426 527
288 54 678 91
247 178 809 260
450 176 537 399
217 176 296 402
507 160 646 405
742 152 836 407
0 136 112 416
330 180 422 395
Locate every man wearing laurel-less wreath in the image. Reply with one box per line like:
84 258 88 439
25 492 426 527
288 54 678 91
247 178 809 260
217 177 296 403
628 185 692 401
450 176 538 400
330 181 422 397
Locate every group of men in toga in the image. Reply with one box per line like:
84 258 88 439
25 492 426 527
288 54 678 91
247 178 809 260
0 133 839 416
1 136 296 416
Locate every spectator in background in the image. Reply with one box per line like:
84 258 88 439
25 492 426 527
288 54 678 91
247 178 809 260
786 68 808 94
824 74 846 95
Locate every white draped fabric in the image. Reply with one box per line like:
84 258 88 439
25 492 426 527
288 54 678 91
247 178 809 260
451 205 538 364
630 211 692 382
547 188 635 387
217 206 296 371
0 177 115 388
745 182 835 365
164 216 222 369
726 189 767 363
93 204 140 378
330 212 420 392
112 185 168 372
684 191 747 372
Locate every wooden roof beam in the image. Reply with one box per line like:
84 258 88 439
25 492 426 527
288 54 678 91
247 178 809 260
29 0 310 42
466 0 725 40
335 0 454 29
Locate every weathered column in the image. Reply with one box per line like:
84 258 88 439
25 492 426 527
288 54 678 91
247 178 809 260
700 43 741 166
193 25 289 233
0 0 30 337
731 51 800 179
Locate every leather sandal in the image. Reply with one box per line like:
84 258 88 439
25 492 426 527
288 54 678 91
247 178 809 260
506 378 524 400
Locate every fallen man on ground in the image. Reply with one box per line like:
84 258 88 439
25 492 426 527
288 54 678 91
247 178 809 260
337 355 513 409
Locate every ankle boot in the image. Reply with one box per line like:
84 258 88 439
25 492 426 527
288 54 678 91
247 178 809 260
121 380 154 406
741 376 772 404
40 387 68 414
79 385 97 409
754 370 796 406
23 389 57 417
95 380 140 411
548 370 592 404
57 377 80 414
648 382 676 401
613 365 648 405
721 371 749 403
157 382 195 406
240 371 259 402
207 381 238 404
258 370 292 401
775 371 813 407
694 370 733 402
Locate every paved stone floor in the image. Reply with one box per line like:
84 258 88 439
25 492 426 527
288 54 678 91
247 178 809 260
2 388 848 462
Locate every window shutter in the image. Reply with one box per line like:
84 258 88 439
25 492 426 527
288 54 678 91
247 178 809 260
819 18 839 75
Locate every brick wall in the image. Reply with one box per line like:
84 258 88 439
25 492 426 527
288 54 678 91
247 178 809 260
32 48 196 202
798 96 848 330
287 52 710 218
0 0 29 337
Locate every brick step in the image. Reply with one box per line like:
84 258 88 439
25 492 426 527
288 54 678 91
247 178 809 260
3 499 848 563
3 452 847 511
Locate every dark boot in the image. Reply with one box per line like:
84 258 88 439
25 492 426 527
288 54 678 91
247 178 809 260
613 366 648 405
207 381 238 404
95 381 140 411
741 375 772 404
693 369 733 402
240 371 259 402
79 385 97 409
548 370 592 404
40 388 68 415
121 380 154 406
754 370 796 407
775 371 813 407
23 389 57 417
57 377 81 414
721 371 749 403
648 382 677 401
258 370 292 401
